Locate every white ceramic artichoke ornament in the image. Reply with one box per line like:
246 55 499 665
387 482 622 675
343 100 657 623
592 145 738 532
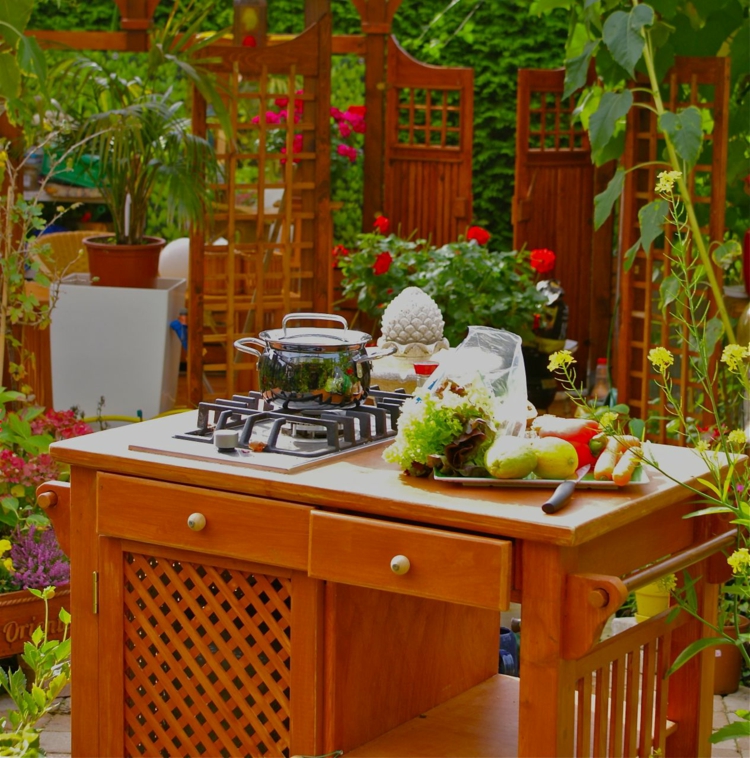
377 286 450 357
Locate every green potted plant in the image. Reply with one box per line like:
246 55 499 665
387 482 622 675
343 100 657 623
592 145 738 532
50 1 228 288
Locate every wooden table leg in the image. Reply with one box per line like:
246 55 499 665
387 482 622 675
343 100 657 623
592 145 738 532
667 558 718 757
518 540 577 757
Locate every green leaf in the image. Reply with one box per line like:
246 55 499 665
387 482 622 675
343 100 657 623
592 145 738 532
0 496 19 513
704 316 724 355
713 240 742 269
564 41 599 99
0 51 21 101
659 106 703 166
59 607 71 625
31 685 46 710
593 129 625 166
0 0 33 46
589 89 633 152
660 273 680 308
594 167 625 229
638 198 669 252
710 718 750 743
16 35 46 85
624 240 640 270
602 5 655 77
666 636 729 677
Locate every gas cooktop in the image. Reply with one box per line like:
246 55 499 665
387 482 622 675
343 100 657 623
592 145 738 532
129 389 409 473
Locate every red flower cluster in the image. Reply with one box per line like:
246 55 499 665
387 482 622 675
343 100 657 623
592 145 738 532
373 251 393 276
466 226 491 246
331 106 366 136
0 449 58 488
31 409 93 440
331 244 349 268
530 248 556 274
373 215 390 235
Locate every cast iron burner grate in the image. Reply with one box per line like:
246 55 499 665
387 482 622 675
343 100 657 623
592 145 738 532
174 389 409 459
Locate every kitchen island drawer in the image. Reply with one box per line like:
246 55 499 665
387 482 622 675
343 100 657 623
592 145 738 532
97 473 310 570
309 512 511 610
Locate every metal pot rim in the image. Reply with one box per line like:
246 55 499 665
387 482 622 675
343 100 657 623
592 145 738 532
258 326 372 350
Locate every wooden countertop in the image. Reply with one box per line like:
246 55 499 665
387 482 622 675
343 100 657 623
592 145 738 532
50 411 716 547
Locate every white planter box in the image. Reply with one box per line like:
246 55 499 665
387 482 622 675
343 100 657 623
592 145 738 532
50 275 186 419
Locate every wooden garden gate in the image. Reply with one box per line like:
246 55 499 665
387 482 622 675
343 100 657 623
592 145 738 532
384 37 474 247
189 17 332 405
513 68 615 381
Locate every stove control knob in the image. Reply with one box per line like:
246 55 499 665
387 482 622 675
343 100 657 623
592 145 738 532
390 555 410 575
187 512 207 532
214 429 239 451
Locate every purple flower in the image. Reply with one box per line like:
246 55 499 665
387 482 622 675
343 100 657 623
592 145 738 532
9 526 69 590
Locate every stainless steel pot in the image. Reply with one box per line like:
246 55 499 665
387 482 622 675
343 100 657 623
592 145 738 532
234 313 396 409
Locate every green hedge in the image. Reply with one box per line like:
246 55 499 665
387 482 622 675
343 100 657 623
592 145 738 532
29 0 568 247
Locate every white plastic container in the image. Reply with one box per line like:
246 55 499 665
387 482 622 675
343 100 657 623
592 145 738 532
50 274 187 419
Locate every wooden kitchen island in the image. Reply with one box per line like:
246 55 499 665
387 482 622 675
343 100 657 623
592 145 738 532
43 412 733 757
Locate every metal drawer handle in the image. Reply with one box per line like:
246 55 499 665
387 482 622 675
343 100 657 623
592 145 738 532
390 555 410 575
187 513 207 532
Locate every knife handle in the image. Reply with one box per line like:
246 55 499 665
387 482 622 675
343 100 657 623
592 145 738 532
542 480 576 514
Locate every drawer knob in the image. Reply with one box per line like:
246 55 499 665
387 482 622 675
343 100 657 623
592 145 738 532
390 555 410 575
187 513 207 532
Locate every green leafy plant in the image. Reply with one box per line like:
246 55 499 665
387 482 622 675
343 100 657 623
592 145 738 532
549 174 750 744
337 221 547 345
0 586 71 742
48 0 230 245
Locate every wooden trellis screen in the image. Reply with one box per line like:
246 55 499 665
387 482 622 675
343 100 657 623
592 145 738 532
616 57 730 443
189 17 332 405
384 37 474 247
513 68 615 380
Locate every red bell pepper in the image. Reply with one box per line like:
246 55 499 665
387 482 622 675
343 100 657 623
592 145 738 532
569 439 596 469
533 415 600 444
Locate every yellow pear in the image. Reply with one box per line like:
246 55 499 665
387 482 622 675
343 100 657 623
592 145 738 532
531 437 578 480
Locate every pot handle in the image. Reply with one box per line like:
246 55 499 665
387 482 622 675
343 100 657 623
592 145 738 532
233 337 266 359
353 344 398 363
282 312 348 335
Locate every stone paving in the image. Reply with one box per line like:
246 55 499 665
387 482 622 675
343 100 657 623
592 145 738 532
1 685 747 757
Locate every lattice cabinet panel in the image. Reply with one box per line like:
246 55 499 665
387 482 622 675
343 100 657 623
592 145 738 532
617 57 730 442
122 551 292 758
190 17 332 405
384 36 473 246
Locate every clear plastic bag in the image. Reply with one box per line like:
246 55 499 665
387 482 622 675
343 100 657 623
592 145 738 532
424 326 528 435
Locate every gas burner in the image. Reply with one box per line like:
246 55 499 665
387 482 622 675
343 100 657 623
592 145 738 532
174 389 409 460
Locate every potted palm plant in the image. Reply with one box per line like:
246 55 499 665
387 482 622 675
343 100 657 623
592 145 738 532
50 1 228 288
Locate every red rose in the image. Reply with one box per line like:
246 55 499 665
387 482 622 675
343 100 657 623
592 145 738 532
242 35 257 47
348 105 366 117
373 215 390 235
466 226 491 245
530 248 556 274
332 244 349 259
373 251 393 276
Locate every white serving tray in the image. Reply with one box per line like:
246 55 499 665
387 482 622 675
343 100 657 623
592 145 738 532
433 467 648 489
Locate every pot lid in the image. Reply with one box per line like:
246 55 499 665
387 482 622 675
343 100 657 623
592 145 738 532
260 326 372 348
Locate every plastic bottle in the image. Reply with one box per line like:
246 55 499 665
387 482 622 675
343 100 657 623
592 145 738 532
590 358 611 406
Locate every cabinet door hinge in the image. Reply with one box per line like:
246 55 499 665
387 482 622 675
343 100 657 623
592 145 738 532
92 571 99 615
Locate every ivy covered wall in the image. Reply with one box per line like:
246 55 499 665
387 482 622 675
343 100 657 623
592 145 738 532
29 0 568 247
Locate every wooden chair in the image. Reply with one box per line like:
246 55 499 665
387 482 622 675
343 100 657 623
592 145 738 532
32 230 90 278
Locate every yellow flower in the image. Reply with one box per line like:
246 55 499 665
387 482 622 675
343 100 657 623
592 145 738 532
0 150 7 169
55 205 65 213
3 558 13 573
600 411 618 429
648 347 674 374
695 439 709 452
547 350 575 372
721 343 750 373
10 484 25 498
727 429 746 447
655 170 682 194
0 539 11 557
727 547 750 575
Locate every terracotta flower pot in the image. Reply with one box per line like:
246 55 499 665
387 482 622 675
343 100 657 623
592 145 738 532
83 235 165 289
714 615 750 696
